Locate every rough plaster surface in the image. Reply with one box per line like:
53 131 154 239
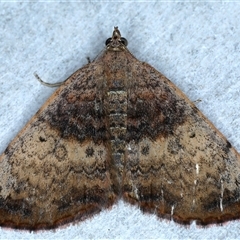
1 2 240 239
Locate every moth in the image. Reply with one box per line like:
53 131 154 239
0 27 240 230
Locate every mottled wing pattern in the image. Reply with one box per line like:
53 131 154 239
0 64 116 230
1 27 240 230
122 59 240 225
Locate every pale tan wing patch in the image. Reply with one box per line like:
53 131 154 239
123 62 240 225
0 64 115 230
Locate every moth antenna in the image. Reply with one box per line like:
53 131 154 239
34 72 66 87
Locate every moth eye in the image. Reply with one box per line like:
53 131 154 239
105 38 112 46
105 37 128 46
120 37 128 46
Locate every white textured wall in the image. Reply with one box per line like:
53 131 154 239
1 2 240 239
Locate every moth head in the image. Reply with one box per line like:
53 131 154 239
105 26 128 51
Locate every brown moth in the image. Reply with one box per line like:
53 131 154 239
0 27 240 230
